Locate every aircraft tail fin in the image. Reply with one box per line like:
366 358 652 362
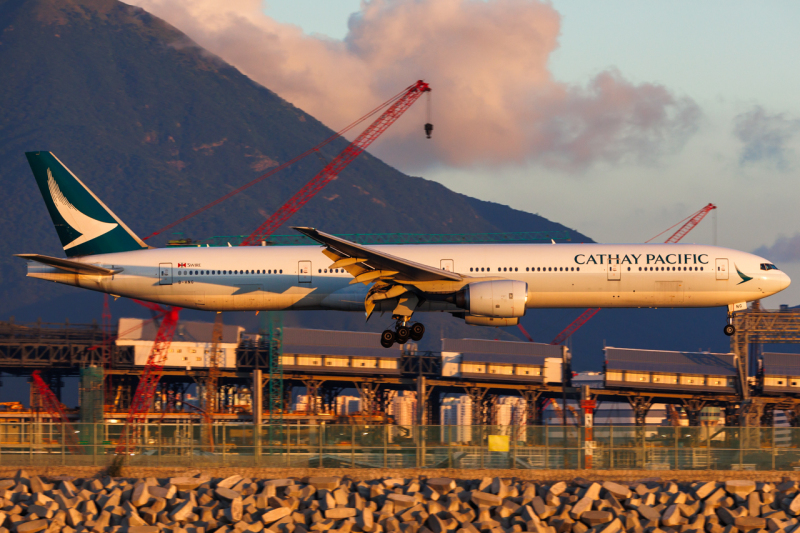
25 151 148 257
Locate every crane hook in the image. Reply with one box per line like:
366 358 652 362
424 123 433 139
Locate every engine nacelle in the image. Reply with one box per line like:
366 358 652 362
455 280 528 318
464 315 519 326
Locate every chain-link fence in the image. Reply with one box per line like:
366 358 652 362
2 422 799 470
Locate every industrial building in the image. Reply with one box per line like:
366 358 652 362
2 303 800 432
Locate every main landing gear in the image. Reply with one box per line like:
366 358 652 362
724 310 736 337
381 320 425 348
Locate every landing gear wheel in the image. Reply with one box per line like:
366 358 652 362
380 330 396 348
724 324 735 336
410 322 425 341
396 326 410 344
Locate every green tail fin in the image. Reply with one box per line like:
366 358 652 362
25 151 148 257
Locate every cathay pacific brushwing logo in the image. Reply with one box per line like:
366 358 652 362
47 168 118 250
735 264 753 285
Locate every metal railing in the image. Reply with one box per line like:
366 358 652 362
2 423 799 470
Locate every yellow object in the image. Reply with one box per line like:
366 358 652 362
488 435 509 452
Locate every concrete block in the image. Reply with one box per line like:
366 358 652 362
602 483 630 501
17 520 49 533
734 518 766 530
570 499 593 521
427 480 455 496
217 477 243 490
216 488 241 502
309 479 340 492
389 495 416 511
471 493 501 509
581 511 613 527
325 509 356 520
170 479 202 491
584 485 602 501
727 483 757 499
662 506 684 528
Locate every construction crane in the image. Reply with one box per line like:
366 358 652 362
548 203 718 345
240 80 431 246
143 81 431 243
31 370 83 455
115 303 181 455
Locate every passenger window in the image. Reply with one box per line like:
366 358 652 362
525 267 529 272
318 269 321 273
576 267 580 271
627 267 630 271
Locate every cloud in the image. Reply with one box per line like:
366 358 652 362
130 0 700 171
754 233 800 263
734 106 800 169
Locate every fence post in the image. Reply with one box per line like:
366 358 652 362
383 425 388 469
772 425 776 471
319 424 324 468
189 420 194 468
739 428 744 470
609 425 614 469
351 425 355 468
61 421 65 466
480 426 485 469
545 425 549 469
286 425 291 467
674 426 679 469
511 426 517 469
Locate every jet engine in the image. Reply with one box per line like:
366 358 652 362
455 280 528 318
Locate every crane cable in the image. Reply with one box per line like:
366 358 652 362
141 83 417 241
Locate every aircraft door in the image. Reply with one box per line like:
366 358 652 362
607 264 621 281
298 261 312 283
441 259 454 272
159 263 173 285
716 258 729 280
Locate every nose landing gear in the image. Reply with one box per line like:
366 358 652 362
724 308 736 337
380 318 425 348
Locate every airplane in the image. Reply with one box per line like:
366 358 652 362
16 152 791 348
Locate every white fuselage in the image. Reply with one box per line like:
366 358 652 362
25 243 790 313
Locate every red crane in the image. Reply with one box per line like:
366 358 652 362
31 370 83 455
142 81 430 242
240 80 431 246
115 303 181 455
548 203 717 345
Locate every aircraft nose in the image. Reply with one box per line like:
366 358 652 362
781 271 792 291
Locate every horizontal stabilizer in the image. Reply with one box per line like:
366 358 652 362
15 254 123 276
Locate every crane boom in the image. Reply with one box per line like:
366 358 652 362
31 370 83 455
550 308 600 345
664 203 717 243
549 203 717 345
240 80 431 246
115 305 180 455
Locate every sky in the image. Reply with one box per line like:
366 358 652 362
132 0 800 307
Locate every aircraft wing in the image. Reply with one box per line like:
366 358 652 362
292 227 462 283
15 254 123 276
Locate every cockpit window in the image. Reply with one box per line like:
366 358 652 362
760 263 780 271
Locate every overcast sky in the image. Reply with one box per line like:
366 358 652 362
133 0 800 306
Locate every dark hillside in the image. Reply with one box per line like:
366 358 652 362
0 0 590 317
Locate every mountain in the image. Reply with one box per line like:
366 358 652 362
0 0 738 374
0 0 590 322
